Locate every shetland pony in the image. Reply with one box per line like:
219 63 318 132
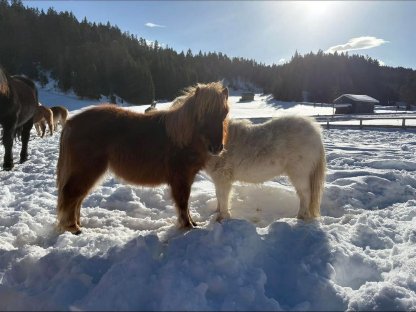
50 106 68 131
33 103 53 137
205 115 326 221
0 66 38 170
57 82 229 234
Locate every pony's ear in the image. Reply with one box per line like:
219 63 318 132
222 87 229 99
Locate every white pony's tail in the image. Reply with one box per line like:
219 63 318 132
309 143 326 217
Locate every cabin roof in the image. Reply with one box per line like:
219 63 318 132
334 94 379 103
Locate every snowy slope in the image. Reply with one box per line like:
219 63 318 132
0 88 415 310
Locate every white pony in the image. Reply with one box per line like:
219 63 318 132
205 115 326 221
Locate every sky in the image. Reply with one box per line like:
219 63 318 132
23 1 416 69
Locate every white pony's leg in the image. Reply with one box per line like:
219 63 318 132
289 173 312 220
213 178 233 220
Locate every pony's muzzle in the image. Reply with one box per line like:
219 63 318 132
209 143 224 155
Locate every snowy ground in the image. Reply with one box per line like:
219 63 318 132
0 88 415 310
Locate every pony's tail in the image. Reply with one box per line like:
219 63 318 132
309 143 326 218
56 123 72 225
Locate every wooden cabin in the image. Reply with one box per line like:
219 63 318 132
334 94 379 114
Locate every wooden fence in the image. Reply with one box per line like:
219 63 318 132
316 116 416 130
241 115 416 131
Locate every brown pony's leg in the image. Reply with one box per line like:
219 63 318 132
75 197 84 228
20 119 33 164
170 171 198 228
47 112 53 136
48 121 53 136
34 123 41 136
58 159 107 234
40 121 46 138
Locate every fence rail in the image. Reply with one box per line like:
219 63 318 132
319 116 416 130
240 116 416 130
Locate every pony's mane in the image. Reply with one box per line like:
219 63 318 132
165 82 229 147
225 119 253 143
0 67 10 96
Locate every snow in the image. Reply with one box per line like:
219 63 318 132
334 94 380 103
0 87 416 310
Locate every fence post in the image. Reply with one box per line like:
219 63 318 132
402 118 406 129
326 119 329 129
360 119 363 129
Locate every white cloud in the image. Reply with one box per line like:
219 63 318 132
278 58 286 64
145 22 165 28
325 36 388 53
377 59 386 66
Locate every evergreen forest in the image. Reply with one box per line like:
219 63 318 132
1 0 415 105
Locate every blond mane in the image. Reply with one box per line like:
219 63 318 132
165 82 228 147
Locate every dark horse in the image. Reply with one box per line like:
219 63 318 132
0 66 38 170
57 82 229 234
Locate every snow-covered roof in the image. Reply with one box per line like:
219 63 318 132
334 94 379 103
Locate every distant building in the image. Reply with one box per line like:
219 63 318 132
240 92 254 102
333 94 379 114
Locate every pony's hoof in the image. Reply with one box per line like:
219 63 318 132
216 213 231 222
19 157 28 164
59 224 82 235
3 163 14 171
179 222 195 230
297 214 314 221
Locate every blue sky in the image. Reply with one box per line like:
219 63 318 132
24 1 416 69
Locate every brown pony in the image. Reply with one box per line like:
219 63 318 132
57 82 229 234
50 106 68 131
33 103 53 137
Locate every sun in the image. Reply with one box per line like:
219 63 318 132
300 1 329 16
298 1 330 18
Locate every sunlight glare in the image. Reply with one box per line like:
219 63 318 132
299 1 330 18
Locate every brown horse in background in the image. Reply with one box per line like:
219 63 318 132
0 66 38 170
33 103 53 137
50 106 68 131
57 82 229 234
